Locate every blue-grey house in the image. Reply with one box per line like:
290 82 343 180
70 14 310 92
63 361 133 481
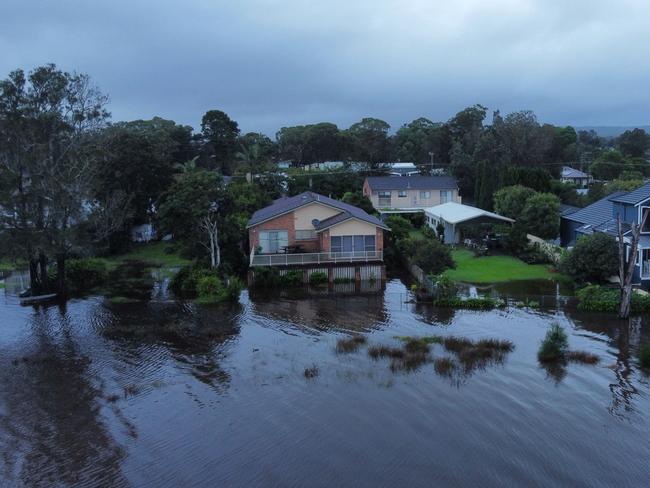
561 182 650 285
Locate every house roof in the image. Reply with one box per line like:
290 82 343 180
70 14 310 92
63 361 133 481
608 182 650 205
560 204 580 216
365 176 458 191
423 202 514 225
563 191 626 226
247 191 388 229
561 166 590 178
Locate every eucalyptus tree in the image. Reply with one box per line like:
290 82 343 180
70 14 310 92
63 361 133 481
0 64 109 293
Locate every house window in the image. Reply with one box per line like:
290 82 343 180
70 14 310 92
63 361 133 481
440 190 453 203
295 229 316 240
259 230 288 253
331 235 376 254
378 191 391 207
398 190 407 198
420 191 431 199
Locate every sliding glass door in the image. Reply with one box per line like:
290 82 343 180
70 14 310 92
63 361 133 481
259 230 288 253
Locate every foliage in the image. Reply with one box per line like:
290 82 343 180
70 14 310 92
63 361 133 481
281 270 303 287
575 285 650 313
434 274 456 300
493 185 537 219
196 274 223 298
65 258 108 294
309 271 328 285
341 191 375 215
169 265 214 297
252 267 281 288
560 234 618 283
409 239 455 276
199 109 240 173
433 297 504 309
345 117 391 169
617 128 649 158
502 167 551 193
538 324 569 363
384 215 414 242
519 192 560 239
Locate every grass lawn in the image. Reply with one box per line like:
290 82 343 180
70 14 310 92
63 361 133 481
444 249 556 284
102 242 192 270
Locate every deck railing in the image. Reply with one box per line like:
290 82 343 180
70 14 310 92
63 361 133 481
250 250 383 267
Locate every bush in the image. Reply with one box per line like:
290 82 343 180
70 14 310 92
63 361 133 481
280 270 303 287
196 274 223 298
640 345 650 368
170 265 214 297
309 271 328 285
223 277 244 303
576 285 619 312
385 215 413 242
253 267 281 288
411 239 455 275
538 324 569 363
560 233 618 284
434 297 504 309
434 275 456 300
65 258 108 293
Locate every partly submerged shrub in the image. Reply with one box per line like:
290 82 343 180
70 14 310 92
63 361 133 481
336 335 366 353
106 260 154 302
281 270 303 287
309 271 328 285
304 364 319 379
537 324 569 363
434 274 456 301
434 297 504 310
65 258 108 293
253 267 281 288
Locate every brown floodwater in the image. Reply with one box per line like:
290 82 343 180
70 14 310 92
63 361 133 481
0 276 649 487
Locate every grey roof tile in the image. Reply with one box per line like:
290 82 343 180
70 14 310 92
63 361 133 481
563 191 626 227
247 191 388 229
608 182 650 204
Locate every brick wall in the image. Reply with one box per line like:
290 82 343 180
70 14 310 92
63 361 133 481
376 228 384 252
248 212 296 251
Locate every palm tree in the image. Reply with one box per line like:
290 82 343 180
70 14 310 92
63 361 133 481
235 143 262 180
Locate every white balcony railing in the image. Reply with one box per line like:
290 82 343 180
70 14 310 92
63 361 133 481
250 250 383 267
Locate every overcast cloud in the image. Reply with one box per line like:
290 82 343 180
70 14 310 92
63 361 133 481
1 0 649 135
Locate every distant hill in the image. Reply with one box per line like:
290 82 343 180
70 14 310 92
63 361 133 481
576 126 650 138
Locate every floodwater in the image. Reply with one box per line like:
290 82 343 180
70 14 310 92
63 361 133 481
1 276 649 487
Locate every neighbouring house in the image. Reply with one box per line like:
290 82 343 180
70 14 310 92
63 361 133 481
131 223 156 243
423 202 514 244
386 162 420 177
363 176 460 214
561 166 593 188
247 191 389 284
561 182 650 286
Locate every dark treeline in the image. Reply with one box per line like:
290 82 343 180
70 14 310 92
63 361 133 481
1 64 649 294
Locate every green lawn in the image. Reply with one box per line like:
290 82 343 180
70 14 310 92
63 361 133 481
444 249 555 283
102 242 192 269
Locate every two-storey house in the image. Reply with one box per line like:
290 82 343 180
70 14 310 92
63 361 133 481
363 176 460 213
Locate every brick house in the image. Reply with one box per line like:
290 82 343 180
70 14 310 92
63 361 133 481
247 191 388 266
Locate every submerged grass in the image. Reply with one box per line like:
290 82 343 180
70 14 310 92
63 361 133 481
537 324 600 370
368 345 404 360
566 350 600 365
433 357 456 376
336 335 367 353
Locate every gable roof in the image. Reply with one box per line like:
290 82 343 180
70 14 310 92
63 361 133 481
365 176 458 191
561 166 590 178
608 182 650 205
560 204 580 216
424 202 514 225
247 191 388 229
563 191 626 226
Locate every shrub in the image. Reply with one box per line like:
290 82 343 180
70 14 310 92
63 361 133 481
333 277 354 284
411 239 455 275
538 324 569 363
65 258 108 293
281 270 303 286
170 265 214 297
336 335 366 353
197 274 223 299
253 267 281 288
434 297 504 309
309 271 328 285
640 345 650 368
304 365 319 379
434 274 456 300
385 215 414 242
560 234 618 284
223 277 244 303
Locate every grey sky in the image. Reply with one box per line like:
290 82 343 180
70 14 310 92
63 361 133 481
2 0 649 136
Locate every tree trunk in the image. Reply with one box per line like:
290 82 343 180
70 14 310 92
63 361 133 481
618 211 649 318
29 258 41 295
39 252 49 293
57 254 67 296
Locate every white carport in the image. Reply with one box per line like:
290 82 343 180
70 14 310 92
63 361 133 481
424 202 514 244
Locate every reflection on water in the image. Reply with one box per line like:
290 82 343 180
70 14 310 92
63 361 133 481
0 278 649 487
